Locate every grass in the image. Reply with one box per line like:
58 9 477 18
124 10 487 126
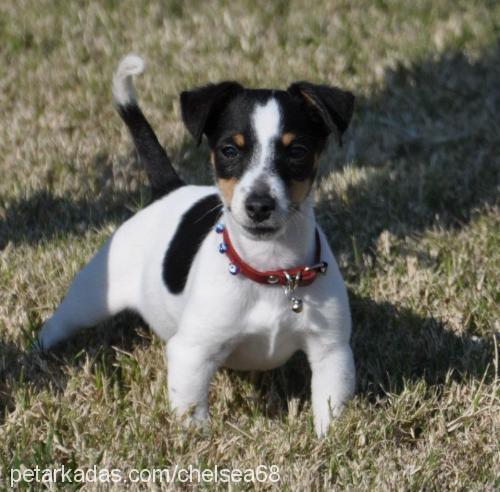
0 0 499 489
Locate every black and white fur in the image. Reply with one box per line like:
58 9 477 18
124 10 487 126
39 54 356 437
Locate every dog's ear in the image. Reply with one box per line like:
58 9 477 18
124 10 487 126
287 81 354 145
180 82 243 145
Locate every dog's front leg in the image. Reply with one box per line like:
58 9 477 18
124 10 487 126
306 338 355 437
166 333 229 425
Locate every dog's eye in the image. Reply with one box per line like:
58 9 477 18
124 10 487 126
289 144 309 159
220 145 239 159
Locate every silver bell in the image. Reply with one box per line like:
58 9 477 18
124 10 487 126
291 297 303 313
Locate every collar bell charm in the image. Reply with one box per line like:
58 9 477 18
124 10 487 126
291 297 303 313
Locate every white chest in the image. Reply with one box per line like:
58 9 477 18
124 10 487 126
222 288 309 370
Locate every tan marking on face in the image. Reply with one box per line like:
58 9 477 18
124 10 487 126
217 177 239 206
210 151 215 166
281 132 296 146
232 133 245 147
289 178 313 204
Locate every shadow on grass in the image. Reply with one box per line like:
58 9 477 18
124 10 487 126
318 47 499 260
0 149 161 250
0 312 151 424
349 292 493 395
0 187 137 251
0 340 25 421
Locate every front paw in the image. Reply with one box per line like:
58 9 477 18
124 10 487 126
173 405 210 431
314 402 347 437
37 318 60 352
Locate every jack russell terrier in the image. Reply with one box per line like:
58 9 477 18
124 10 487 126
39 54 356 436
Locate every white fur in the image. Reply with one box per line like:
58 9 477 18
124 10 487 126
252 99 281 168
39 107 355 439
230 98 290 234
112 54 145 106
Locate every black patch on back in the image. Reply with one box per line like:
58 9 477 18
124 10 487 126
163 194 222 294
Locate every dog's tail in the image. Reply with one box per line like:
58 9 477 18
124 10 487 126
112 54 184 200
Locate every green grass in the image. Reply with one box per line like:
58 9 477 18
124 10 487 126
0 0 499 489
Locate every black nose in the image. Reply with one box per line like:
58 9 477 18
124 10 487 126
245 192 276 222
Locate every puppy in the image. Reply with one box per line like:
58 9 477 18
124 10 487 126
39 54 355 436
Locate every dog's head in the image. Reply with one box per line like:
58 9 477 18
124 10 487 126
180 81 354 239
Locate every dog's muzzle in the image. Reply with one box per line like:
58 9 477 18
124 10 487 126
244 192 276 223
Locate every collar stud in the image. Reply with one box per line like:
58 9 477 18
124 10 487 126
267 275 279 284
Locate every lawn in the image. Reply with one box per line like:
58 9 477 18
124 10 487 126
0 0 499 489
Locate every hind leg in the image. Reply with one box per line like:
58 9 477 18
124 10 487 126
39 237 136 350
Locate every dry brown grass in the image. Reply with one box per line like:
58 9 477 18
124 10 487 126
0 0 499 490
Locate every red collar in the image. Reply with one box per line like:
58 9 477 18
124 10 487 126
218 225 328 287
